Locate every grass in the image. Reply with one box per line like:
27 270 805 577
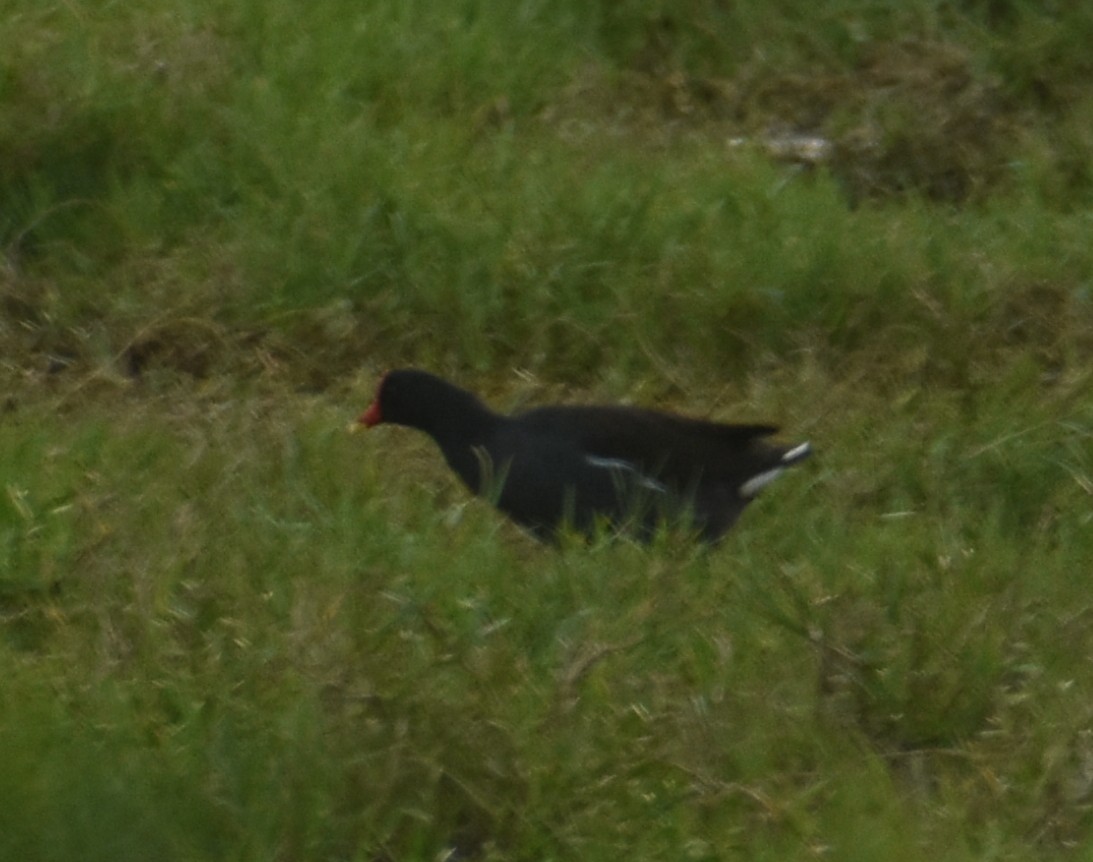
3 0 1093 859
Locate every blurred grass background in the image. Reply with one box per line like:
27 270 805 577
2 0 1093 859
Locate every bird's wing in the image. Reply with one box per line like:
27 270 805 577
515 405 779 486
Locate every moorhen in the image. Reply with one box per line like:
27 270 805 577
358 369 811 542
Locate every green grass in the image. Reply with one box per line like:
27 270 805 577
3 0 1093 859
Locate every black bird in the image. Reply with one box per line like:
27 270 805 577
358 369 811 542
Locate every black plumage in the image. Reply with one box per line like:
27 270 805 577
358 369 811 542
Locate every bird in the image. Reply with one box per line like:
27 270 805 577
357 369 811 542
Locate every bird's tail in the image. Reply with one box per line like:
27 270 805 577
738 440 812 498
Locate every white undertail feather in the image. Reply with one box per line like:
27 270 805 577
739 467 784 498
739 441 812 498
782 442 812 464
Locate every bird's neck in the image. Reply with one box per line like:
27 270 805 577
417 390 503 494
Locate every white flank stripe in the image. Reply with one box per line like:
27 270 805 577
782 441 812 463
585 455 668 494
